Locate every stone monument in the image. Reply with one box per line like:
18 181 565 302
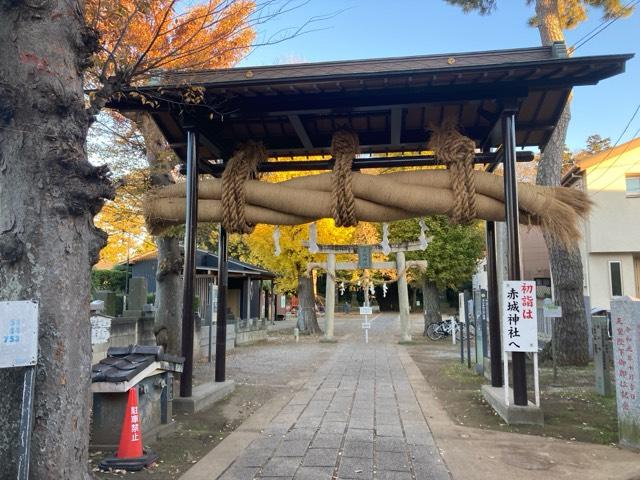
611 297 640 450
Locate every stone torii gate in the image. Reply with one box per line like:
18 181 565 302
306 241 428 343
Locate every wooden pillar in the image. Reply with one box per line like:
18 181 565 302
325 253 336 340
179 128 198 398
397 251 411 342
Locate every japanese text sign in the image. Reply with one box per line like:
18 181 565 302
502 281 537 352
0 301 39 368
357 246 372 269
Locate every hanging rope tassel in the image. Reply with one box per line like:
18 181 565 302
381 223 391 255
273 225 281 256
331 130 360 227
418 218 428 250
308 222 319 253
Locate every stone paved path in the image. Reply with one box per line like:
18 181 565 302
218 313 451 480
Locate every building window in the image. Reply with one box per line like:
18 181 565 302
534 278 551 287
609 261 623 297
626 174 640 197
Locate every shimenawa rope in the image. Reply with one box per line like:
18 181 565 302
331 130 360 227
428 126 478 224
221 141 267 233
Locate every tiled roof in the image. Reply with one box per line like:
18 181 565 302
92 345 184 384
107 45 632 159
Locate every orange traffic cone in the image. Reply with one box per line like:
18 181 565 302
99 388 159 471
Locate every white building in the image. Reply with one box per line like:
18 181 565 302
562 137 640 311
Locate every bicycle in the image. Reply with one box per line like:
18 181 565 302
425 316 475 341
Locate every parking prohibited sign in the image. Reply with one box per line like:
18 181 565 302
502 281 537 352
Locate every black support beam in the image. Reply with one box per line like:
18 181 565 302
486 220 503 387
502 107 528 406
179 129 199 398
189 151 534 175
215 226 229 383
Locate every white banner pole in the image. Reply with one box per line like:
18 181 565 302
534 352 540 407
503 355 510 407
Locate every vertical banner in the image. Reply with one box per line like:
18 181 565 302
502 281 537 352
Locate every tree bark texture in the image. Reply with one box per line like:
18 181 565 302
422 280 442 336
0 3 113 478
535 0 590 365
297 273 321 334
133 113 182 355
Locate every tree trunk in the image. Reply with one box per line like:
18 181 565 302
422 280 442 336
0 4 113 477
535 0 590 365
154 237 183 354
411 287 417 312
133 113 182 354
297 273 321 334
535 0 564 45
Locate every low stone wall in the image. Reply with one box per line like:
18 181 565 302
235 328 267 345
199 323 236 359
235 317 268 346
91 314 156 364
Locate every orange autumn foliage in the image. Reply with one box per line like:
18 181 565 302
86 0 256 84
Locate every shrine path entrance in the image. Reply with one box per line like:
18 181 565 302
210 312 450 480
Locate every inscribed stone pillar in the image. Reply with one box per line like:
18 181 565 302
397 251 411 342
127 277 148 312
611 297 640 450
325 253 336 340
592 316 612 396
95 290 117 317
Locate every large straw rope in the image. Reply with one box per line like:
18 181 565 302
428 126 477 224
145 168 590 248
331 130 359 227
221 141 266 233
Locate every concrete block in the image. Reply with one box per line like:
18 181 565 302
311 433 343 449
173 380 235 414
481 384 544 425
375 451 410 472
261 456 302 477
301 448 338 467
341 440 373 459
337 456 373 479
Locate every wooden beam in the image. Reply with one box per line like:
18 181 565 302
390 107 402 145
223 84 530 116
192 150 534 175
288 114 314 149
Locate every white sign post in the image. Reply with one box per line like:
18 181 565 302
455 293 465 346
360 306 373 343
0 300 39 480
543 298 562 383
501 281 540 406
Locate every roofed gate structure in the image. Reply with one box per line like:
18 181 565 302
108 43 632 409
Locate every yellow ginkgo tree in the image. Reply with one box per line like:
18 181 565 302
244 219 355 334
